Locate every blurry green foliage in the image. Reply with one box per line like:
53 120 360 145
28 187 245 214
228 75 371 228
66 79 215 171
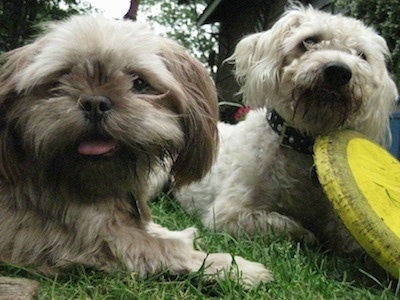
139 0 219 74
0 0 92 52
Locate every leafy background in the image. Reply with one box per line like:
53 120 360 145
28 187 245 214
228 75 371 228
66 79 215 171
334 0 400 87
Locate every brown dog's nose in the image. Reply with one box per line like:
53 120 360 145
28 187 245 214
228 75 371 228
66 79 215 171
323 62 352 87
80 95 113 122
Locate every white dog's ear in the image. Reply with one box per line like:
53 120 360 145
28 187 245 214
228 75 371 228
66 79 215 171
227 32 265 88
159 44 219 188
228 9 303 108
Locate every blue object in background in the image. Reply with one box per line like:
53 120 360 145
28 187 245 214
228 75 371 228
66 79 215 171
389 111 400 159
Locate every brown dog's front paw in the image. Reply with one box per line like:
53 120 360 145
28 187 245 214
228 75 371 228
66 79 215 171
198 253 273 288
231 256 274 287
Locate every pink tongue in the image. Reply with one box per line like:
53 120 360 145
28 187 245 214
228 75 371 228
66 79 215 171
78 140 118 155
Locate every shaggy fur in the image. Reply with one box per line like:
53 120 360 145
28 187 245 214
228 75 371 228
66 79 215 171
174 6 398 253
0 15 272 285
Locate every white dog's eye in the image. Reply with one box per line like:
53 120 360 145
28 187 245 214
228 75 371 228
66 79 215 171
301 37 319 51
358 52 367 61
304 37 318 44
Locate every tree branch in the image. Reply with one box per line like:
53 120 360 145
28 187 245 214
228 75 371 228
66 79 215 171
123 0 141 20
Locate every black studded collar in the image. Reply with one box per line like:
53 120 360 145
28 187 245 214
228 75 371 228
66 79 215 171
266 109 315 154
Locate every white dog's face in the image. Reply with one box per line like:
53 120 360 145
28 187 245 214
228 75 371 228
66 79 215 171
0 15 218 199
231 7 398 142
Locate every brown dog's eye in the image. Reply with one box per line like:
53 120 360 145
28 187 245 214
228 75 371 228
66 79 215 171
47 82 67 97
132 76 153 94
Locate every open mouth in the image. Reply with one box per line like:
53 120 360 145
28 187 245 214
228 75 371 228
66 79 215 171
77 138 119 157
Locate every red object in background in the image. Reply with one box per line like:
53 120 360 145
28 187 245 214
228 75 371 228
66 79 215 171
234 107 251 122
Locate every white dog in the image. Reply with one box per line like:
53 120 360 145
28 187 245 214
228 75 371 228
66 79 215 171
0 15 272 287
174 6 398 253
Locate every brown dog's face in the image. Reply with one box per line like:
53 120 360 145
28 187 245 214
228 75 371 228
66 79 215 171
0 16 218 199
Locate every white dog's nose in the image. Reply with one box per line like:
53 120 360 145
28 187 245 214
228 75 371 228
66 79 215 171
80 95 113 122
323 62 352 87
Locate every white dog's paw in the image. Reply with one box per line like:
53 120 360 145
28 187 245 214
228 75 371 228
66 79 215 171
200 253 273 287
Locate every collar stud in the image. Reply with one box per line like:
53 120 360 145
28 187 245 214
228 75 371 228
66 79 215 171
266 110 314 154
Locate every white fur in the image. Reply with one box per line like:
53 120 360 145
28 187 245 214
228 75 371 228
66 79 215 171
174 6 398 253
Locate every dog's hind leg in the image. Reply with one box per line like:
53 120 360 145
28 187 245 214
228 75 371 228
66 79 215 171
203 201 317 244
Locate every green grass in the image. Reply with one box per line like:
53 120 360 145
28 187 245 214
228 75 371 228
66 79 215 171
1 193 399 299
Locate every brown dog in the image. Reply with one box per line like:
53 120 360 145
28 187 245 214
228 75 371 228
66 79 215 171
0 15 271 286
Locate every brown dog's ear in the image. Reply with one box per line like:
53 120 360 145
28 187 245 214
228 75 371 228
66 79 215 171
159 43 219 188
0 43 40 102
0 48 24 183
0 43 40 183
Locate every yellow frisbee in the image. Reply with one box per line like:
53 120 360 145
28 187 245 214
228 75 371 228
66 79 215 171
314 130 400 278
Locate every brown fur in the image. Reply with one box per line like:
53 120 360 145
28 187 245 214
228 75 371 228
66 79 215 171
0 15 271 285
